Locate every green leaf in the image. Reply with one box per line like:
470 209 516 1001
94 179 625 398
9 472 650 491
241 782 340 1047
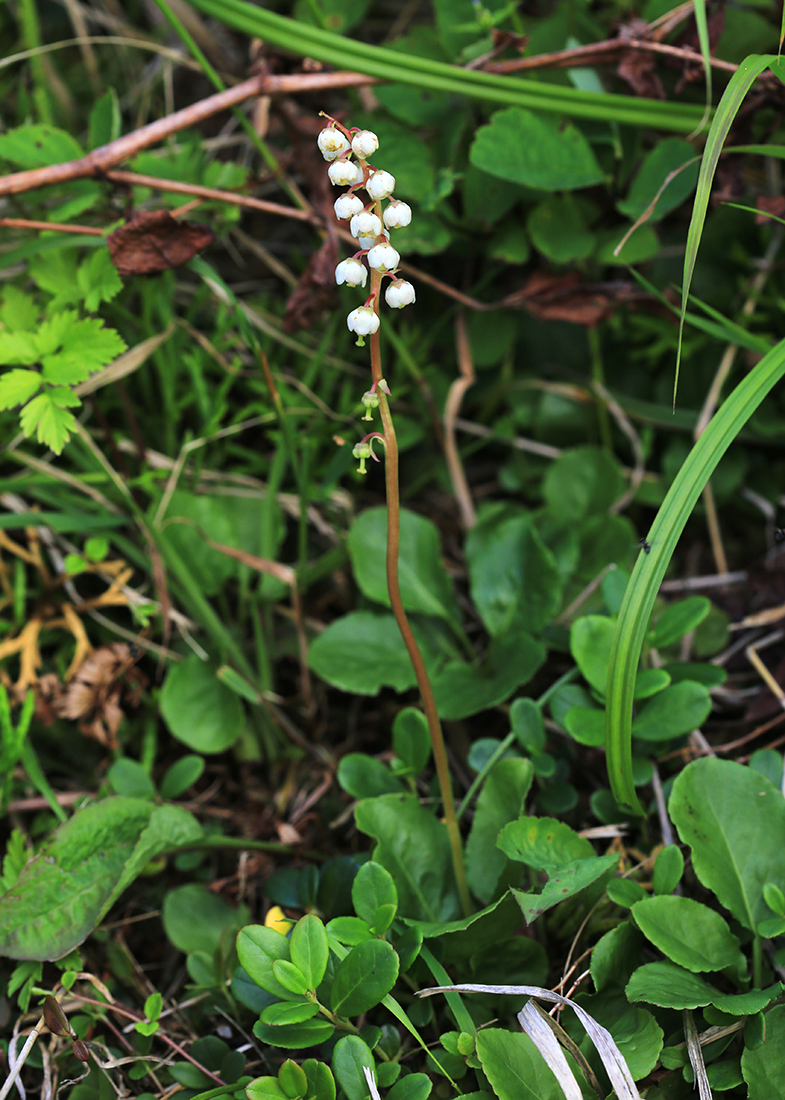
236 925 299 1002
570 616 616 695
432 631 546 720
631 681 712 742
309 611 421 695
630 896 745 972
77 250 124 312
330 939 399 1016
332 1036 375 1100
741 1004 785 1099
386 1076 432 1100
627 962 781 1013
289 914 329 990
41 317 126 384
512 853 619 925
543 447 625 524
0 125 84 168
326 917 373 946
617 138 698 222
466 509 560 637
497 816 594 872
163 882 247 957
144 992 163 1022
19 392 78 453
279 1059 308 1100
160 755 205 799
470 107 605 191
392 708 431 776
260 1001 320 1026
272 960 310 996
649 596 711 648
160 656 243 754
0 330 41 365
352 862 398 931
0 798 200 960
253 1018 335 1049
652 845 684 895
302 1060 336 1100
337 754 402 798
670 758 785 931
354 795 460 922
88 87 122 149
527 195 596 262
1 287 39 331
466 760 534 904
563 707 606 747
347 508 459 624
475 1028 566 1100
591 922 646 993
0 370 42 409
246 1076 288 1100
606 878 647 908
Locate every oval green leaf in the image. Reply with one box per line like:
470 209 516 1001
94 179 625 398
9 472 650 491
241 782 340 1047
330 939 399 1017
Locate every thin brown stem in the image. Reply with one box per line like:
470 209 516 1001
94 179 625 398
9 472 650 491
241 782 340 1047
367 269 471 917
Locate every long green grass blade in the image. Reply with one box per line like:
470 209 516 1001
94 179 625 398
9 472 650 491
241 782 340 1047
674 54 776 403
605 333 785 813
690 0 712 136
184 0 705 130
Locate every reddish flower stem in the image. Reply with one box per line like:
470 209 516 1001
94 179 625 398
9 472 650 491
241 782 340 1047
368 266 471 918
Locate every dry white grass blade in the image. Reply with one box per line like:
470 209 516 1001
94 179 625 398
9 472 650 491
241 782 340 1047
418 984 641 1100
363 1065 382 1100
684 1010 712 1100
518 1002 583 1100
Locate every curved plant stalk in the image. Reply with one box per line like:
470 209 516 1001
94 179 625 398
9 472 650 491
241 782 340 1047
184 0 704 131
605 333 785 813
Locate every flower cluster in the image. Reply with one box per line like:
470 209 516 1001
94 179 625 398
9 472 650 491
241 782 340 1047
317 120 416 345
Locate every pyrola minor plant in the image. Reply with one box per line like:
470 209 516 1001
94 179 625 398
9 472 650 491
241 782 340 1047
316 116 471 916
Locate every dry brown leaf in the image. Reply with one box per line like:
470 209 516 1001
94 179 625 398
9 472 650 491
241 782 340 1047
107 210 214 275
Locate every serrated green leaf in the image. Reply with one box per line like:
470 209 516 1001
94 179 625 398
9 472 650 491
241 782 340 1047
0 370 42 409
1 287 39 332
78 250 124 312
42 318 126 384
0 330 40 365
0 125 84 169
34 311 76 357
19 394 78 454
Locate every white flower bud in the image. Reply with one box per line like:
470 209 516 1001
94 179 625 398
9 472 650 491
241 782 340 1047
350 211 382 240
328 159 361 187
385 278 416 309
334 193 364 220
351 130 379 159
366 170 395 201
383 200 412 229
335 258 368 288
367 242 400 273
347 306 380 340
317 127 350 161
356 235 377 251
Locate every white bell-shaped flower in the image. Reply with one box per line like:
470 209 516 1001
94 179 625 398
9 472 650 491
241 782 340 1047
334 193 364 220
366 170 395 201
328 159 361 187
335 258 368 288
367 242 400 273
383 200 412 229
385 278 416 309
351 130 379 159
347 306 380 340
317 127 350 161
350 211 382 240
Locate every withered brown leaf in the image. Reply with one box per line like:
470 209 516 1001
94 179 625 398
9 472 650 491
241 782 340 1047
107 210 214 275
56 643 147 749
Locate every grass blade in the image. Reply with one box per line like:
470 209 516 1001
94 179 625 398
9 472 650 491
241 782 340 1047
605 333 785 813
674 53 775 403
